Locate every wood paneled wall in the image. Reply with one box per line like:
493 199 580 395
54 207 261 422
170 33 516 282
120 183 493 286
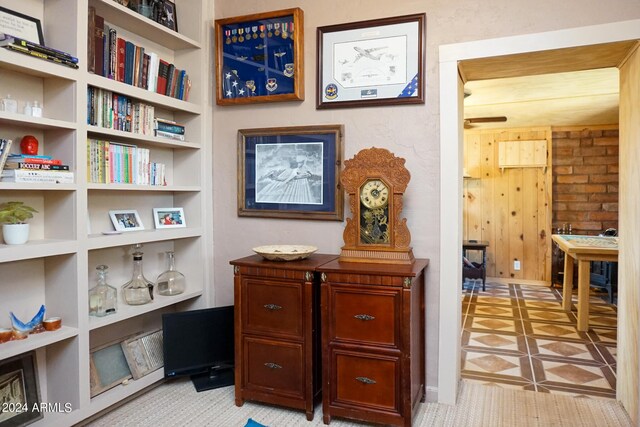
463 127 552 283
617 43 639 425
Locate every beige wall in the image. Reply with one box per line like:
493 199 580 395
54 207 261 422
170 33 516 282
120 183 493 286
211 0 640 398
618 44 640 425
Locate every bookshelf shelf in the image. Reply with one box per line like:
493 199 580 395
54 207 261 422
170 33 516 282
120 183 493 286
0 326 79 361
87 126 200 149
87 74 201 114
0 0 209 423
87 227 203 250
88 290 202 331
91 0 201 51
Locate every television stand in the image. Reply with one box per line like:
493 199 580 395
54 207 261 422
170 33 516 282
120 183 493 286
191 367 234 392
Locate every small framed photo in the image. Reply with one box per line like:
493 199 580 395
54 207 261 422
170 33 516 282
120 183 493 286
90 341 133 397
214 8 304 105
0 6 45 45
317 13 425 109
152 208 186 229
0 352 43 426
158 0 178 32
109 210 144 232
238 125 344 221
121 329 164 380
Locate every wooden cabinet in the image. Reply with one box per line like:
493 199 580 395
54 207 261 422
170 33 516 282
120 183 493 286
230 254 338 421
318 259 428 427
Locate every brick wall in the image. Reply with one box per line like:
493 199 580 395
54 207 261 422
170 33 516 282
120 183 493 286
552 128 619 234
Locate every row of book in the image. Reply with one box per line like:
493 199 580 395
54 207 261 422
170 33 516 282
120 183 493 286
88 7 192 101
0 33 79 69
88 139 166 186
1 152 74 183
88 86 155 136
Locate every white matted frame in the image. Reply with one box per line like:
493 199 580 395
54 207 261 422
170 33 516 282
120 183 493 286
152 207 186 229
109 210 144 232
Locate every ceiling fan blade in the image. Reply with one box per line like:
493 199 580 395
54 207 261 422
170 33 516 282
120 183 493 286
465 116 507 124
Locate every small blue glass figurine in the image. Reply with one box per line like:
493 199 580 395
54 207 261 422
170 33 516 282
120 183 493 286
10 304 45 334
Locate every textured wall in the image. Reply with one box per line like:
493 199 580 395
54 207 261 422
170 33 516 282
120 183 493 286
211 0 640 397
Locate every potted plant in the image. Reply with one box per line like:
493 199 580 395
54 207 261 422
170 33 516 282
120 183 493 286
0 201 38 245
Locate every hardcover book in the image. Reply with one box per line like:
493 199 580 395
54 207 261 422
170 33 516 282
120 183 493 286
157 59 170 95
117 38 126 83
88 6 96 73
94 14 105 75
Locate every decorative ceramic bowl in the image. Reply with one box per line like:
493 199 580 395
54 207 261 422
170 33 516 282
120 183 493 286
252 245 318 262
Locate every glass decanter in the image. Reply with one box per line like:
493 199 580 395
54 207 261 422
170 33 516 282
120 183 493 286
156 251 186 296
89 265 117 317
122 245 154 305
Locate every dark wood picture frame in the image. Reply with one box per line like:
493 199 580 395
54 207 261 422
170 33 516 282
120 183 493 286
316 13 425 109
0 6 45 45
0 352 43 427
238 125 344 221
159 0 178 32
214 8 304 105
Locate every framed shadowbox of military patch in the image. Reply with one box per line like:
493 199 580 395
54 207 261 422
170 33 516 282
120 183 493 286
215 8 304 105
317 13 425 109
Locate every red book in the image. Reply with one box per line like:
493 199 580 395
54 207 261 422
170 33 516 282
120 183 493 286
157 59 169 95
117 38 125 83
94 14 104 76
12 158 63 165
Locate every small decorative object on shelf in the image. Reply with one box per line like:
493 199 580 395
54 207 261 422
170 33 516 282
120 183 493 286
156 251 185 296
0 200 38 245
0 327 12 343
252 244 318 261
9 304 46 337
20 134 39 155
152 207 186 229
122 244 154 305
89 265 118 317
0 94 18 113
31 100 42 117
43 316 62 331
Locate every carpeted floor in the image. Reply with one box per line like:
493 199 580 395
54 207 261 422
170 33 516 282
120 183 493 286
86 378 632 426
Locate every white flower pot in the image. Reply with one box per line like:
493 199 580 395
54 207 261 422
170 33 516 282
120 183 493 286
2 223 30 245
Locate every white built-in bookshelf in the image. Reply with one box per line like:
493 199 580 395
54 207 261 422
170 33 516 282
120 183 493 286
0 0 210 425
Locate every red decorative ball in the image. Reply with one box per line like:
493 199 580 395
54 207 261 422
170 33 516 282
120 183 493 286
20 135 39 155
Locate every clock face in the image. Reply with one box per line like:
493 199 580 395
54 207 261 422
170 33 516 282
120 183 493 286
359 179 389 209
359 179 390 245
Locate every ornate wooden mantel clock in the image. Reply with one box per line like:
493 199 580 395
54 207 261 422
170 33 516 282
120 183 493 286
339 147 414 264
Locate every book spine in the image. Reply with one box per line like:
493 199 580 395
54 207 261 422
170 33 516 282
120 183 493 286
12 37 77 63
88 6 96 73
157 60 169 95
178 70 187 100
4 44 79 69
109 28 117 80
147 52 159 92
124 41 135 85
155 122 185 134
5 163 70 171
142 53 150 90
0 139 12 174
154 130 185 141
0 175 74 184
165 63 175 96
102 23 110 77
94 14 105 75
117 38 126 83
2 169 74 178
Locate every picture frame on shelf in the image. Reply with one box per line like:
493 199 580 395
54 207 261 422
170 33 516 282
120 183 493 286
0 6 45 45
238 125 344 221
316 13 425 109
121 329 164 380
152 208 186 229
109 210 144 232
157 0 178 32
0 352 43 426
89 341 133 398
214 8 304 105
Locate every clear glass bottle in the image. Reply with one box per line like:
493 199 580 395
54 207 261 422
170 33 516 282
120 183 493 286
31 100 42 117
89 265 118 317
156 251 186 296
122 246 154 305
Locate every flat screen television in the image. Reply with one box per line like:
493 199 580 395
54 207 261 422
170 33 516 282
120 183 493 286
162 306 234 392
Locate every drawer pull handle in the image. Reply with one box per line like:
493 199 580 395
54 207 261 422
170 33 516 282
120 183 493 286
264 304 282 311
356 376 376 385
354 314 375 321
264 362 282 369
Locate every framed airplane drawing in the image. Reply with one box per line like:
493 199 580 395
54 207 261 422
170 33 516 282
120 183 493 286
214 8 304 105
316 13 425 109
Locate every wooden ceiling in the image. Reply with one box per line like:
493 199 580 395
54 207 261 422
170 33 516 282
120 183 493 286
460 40 639 129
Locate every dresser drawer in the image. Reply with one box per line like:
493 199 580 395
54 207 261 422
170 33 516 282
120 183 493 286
243 337 304 398
329 286 400 348
332 350 399 412
242 278 303 338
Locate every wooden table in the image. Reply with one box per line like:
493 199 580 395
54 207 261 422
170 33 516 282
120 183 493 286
551 234 618 331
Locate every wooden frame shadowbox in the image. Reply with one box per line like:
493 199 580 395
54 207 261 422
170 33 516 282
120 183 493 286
316 13 425 109
238 125 344 221
0 352 43 426
214 8 304 105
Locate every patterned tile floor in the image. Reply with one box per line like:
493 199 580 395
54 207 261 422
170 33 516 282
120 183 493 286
461 280 617 399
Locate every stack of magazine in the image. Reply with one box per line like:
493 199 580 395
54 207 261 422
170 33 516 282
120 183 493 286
0 33 79 69
1 153 73 183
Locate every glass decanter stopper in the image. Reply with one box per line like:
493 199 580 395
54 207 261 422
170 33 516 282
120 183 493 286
122 245 153 305
89 265 117 317
156 251 186 296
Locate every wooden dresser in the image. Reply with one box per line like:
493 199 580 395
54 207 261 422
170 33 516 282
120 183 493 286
230 254 338 421
318 259 428 427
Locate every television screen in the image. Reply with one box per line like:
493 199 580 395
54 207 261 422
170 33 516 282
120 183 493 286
162 306 234 391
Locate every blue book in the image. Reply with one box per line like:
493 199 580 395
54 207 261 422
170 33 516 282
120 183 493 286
124 41 135 85
8 154 53 160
